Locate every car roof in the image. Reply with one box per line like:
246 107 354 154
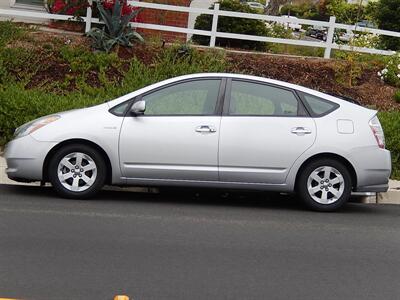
106 72 373 113
171 73 355 104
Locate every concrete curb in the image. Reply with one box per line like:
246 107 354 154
377 180 400 204
1 155 399 203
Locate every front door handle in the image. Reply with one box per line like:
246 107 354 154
196 125 217 133
291 127 312 135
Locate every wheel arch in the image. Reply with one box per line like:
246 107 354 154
294 153 357 190
42 139 113 184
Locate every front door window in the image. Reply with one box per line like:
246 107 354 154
141 80 221 116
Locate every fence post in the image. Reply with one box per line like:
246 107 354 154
324 16 336 59
85 0 93 33
210 3 220 47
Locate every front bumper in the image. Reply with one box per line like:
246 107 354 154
4 135 57 182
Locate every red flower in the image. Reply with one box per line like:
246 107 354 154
50 0 89 15
50 0 141 21
102 0 142 21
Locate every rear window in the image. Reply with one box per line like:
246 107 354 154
301 93 339 117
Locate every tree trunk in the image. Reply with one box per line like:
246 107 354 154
265 0 290 15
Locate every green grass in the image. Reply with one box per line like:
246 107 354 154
394 90 400 103
269 44 325 57
0 21 26 47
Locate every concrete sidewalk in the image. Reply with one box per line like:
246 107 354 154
1 155 399 203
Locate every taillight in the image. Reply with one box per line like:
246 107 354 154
369 116 385 149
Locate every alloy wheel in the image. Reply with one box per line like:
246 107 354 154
57 152 97 192
307 166 345 205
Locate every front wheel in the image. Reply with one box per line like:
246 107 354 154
48 144 107 199
297 159 352 212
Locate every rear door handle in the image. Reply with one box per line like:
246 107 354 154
291 127 312 135
196 125 216 133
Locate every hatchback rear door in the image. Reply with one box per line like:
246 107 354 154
218 79 316 185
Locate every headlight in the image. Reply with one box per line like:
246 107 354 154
14 115 60 138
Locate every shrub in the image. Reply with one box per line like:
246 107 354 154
102 0 140 17
0 21 25 47
378 111 400 179
0 84 106 145
267 23 292 39
378 53 400 88
269 44 324 57
326 0 364 24
0 23 30 85
394 90 400 103
280 3 321 20
373 0 400 51
0 47 41 81
192 0 270 51
335 34 380 87
152 44 226 79
60 45 119 72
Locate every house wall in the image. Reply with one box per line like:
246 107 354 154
0 0 47 23
0 0 9 8
137 0 191 42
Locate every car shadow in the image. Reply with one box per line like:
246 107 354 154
0 184 381 214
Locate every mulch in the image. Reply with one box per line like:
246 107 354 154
225 53 400 111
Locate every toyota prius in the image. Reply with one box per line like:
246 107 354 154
4 73 391 211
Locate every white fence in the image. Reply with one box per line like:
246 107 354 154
1 0 400 59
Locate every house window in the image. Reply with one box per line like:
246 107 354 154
14 0 43 6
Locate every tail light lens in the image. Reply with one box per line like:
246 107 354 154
369 115 385 149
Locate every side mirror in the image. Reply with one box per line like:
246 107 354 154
131 100 146 115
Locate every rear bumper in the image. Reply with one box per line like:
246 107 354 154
350 147 391 193
4 135 57 182
354 183 389 193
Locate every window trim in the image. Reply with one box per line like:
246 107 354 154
223 78 309 118
10 0 45 11
129 77 226 117
109 99 133 116
297 91 340 118
109 78 226 117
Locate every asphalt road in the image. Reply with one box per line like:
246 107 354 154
1 184 400 300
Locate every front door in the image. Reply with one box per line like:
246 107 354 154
119 79 223 182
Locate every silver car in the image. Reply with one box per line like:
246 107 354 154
4 73 391 211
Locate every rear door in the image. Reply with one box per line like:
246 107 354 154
218 79 316 184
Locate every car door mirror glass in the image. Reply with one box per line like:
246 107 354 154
131 101 146 115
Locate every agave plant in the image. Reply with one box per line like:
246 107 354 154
87 0 143 52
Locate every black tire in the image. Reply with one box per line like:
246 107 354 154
297 158 352 212
48 144 107 199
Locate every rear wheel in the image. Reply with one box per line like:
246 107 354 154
297 159 352 212
48 144 106 199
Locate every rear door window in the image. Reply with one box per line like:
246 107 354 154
228 80 300 116
300 93 339 117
